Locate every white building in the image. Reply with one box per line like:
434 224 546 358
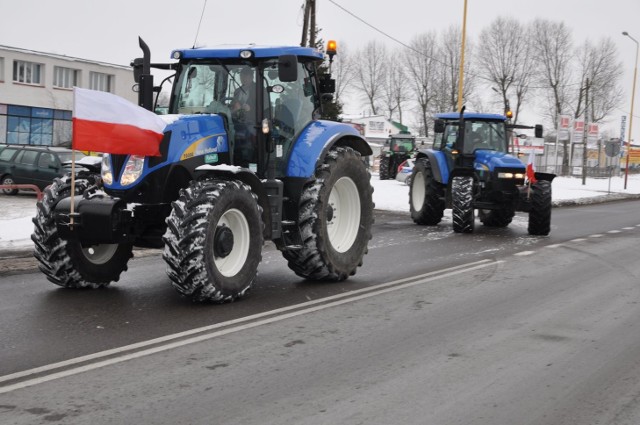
0 45 136 147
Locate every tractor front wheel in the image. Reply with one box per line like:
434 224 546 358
528 180 552 236
31 172 133 288
451 176 475 233
282 146 373 281
163 179 263 302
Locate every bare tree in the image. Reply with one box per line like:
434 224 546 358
381 52 410 123
530 19 574 127
572 37 624 123
476 17 534 123
405 32 439 136
353 40 387 115
433 25 475 113
332 41 356 105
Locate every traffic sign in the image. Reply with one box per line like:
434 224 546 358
605 141 621 157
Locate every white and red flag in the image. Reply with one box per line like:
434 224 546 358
526 152 537 184
72 87 166 156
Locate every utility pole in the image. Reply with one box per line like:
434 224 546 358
300 0 316 47
582 78 589 185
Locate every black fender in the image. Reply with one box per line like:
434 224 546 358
534 172 556 182
415 150 445 183
318 133 373 166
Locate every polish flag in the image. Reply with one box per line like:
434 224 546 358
526 152 537 184
72 87 166 156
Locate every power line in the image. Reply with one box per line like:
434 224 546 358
327 0 582 91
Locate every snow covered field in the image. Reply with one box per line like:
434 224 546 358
1 174 639 255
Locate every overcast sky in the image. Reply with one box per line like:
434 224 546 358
2 0 639 141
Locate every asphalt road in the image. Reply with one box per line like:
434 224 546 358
1 201 640 424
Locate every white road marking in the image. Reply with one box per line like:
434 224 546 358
570 238 587 243
608 230 622 234
622 227 635 230
514 251 535 256
589 234 604 238
546 244 563 249
0 259 499 394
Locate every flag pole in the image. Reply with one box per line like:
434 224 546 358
70 89 76 229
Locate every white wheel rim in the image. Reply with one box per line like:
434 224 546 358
82 244 118 265
214 208 250 277
411 171 426 210
327 177 361 253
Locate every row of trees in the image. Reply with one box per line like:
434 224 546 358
332 17 624 138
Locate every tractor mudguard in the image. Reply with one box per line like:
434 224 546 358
286 120 372 178
417 149 449 184
534 172 556 182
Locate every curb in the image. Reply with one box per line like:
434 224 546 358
1 194 639 261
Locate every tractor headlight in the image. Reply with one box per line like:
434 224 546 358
101 154 113 186
514 173 525 179
498 172 514 179
120 155 145 186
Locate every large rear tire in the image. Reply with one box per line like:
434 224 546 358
31 172 133 288
528 180 552 236
163 179 263 302
282 146 374 281
379 156 390 180
409 158 445 225
451 176 475 233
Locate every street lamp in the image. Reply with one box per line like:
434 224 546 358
622 31 638 189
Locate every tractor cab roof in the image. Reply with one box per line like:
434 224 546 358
171 45 325 61
435 112 507 121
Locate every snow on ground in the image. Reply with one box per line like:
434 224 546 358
1 174 639 255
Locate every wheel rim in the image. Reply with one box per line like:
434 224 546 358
327 176 360 253
82 244 119 265
214 208 250 277
411 171 426 210
2 177 15 193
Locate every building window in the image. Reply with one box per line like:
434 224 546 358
13 60 43 85
53 66 79 89
5 105 53 145
89 71 114 92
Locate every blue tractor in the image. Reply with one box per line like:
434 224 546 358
408 110 554 235
32 39 374 302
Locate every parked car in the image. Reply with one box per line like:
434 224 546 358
0 146 87 195
395 158 415 185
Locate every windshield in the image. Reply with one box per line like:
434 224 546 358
462 120 507 154
172 62 255 115
390 137 415 152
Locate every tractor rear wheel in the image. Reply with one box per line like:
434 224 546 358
410 158 445 225
528 180 552 236
31 172 133 288
379 156 390 180
163 179 263 302
282 146 373 281
451 176 475 233
479 208 515 227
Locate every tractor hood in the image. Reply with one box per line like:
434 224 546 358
161 114 230 163
474 150 525 172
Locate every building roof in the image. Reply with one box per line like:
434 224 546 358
0 44 130 70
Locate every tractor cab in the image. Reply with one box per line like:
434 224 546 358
165 46 327 176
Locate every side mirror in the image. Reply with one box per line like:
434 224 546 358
278 55 298 82
132 58 143 83
319 74 335 94
434 119 445 133
535 124 543 138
